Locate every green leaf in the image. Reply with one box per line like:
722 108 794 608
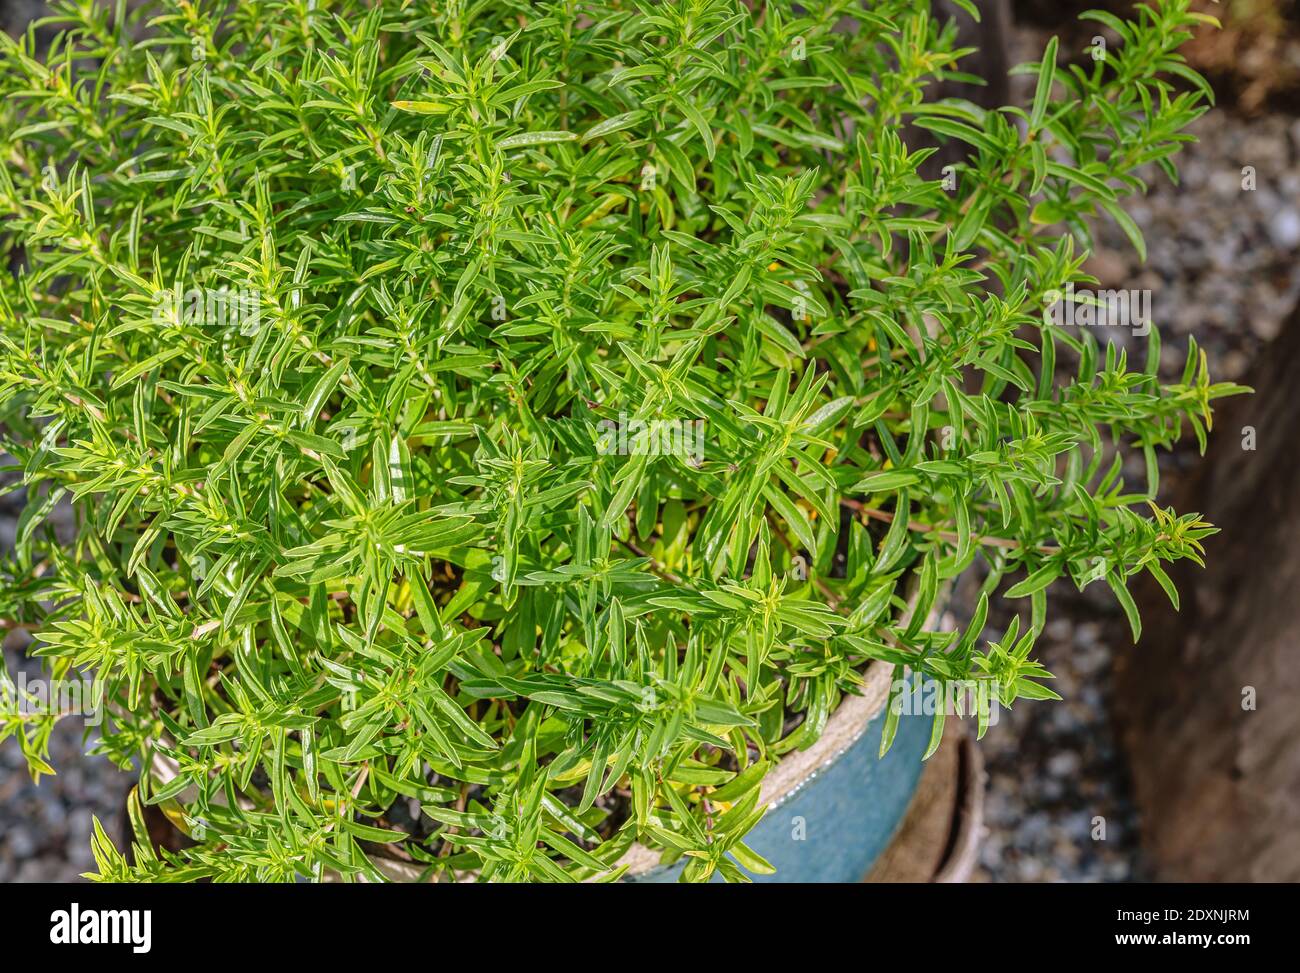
1030 36 1058 132
581 111 648 143
1004 563 1061 598
498 130 579 149
1107 573 1143 643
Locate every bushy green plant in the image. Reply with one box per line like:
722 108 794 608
0 0 1243 882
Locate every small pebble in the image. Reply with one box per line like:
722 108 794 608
1267 209 1300 250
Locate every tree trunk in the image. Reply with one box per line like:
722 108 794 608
1114 307 1300 881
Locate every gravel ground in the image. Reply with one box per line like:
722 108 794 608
975 597 1151 882
0 654 125 883
974 105 1300 882
0 484 130 883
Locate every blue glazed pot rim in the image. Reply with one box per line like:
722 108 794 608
617 659 895 877
618 582 954 879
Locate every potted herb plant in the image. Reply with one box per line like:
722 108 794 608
0 0 1241 882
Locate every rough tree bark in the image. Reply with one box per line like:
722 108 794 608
1114 307 1300 882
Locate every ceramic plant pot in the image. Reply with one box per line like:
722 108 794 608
622 662 935 883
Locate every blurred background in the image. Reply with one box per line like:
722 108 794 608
2 0 1298 882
